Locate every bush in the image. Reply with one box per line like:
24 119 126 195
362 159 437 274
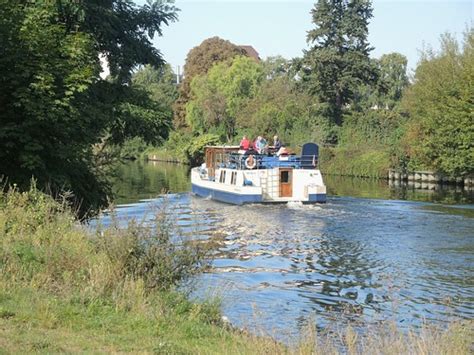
0 184 210 297
320 147 390 178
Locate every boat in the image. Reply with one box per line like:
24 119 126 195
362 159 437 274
191 142 326 204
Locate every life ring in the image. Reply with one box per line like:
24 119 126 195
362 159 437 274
245 155 256 169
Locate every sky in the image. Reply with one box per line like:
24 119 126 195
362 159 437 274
146 0 473 74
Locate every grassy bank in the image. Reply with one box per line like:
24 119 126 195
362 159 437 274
320 146 391 179
0 186 471 353
0 186 281 353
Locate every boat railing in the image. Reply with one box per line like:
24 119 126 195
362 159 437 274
218 152 319 170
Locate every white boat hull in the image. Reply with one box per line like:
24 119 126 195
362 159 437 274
191 167 326 205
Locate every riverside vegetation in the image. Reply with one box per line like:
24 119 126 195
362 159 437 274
1 1 472 352
145 5 472 180
1 0 472 212
1 186 472 353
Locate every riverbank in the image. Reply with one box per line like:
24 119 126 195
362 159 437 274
0 186 281 353
1 187 472 353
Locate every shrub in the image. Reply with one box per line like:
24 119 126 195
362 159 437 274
0 184 210 298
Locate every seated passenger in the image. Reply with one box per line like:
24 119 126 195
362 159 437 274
255 136 268 154
273 135 282 151
239 135 251 150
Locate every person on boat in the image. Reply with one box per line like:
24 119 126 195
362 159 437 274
239 135 251 150
253 136 260 151
255 136 268 154
273 135 282 151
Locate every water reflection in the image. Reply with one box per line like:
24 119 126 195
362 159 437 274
102 161 474 339
325 175 474 204
111 160 190 204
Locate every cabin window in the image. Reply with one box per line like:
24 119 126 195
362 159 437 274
281 170 290 183
231 171 237 185
219 170 226 183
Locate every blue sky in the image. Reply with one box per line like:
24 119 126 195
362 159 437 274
147 0 473 73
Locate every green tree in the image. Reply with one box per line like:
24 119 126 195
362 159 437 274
353 53 408 111
186 56 264 141
0 0 177 215
303 0 376 126
173 37 247 129
236 76 327 145
375 53 409 109
132 63 178 108
402 30 473 176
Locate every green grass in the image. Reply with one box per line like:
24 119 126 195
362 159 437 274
0 285 268 353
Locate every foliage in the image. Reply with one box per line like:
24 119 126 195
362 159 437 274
235 76 332 145
376 53 409 109
0 184 209 294
320 146 390 178
79 0 179 82
339 109 404 147
132 63 179 109
183 134 221 166
151 131 220 165
187 56 264 141
0 0 177 216
401 30 474 176
117 137 150 160
174 36 247 128
302 0 377 125
355 53 409 111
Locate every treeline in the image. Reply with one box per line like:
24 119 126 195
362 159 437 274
143 1 472 179
1 0 472 213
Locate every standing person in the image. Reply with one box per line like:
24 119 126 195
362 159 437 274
273 135 282 150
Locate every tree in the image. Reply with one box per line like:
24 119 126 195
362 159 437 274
303 0 376 126
376 53 409 109
173 37 247 128
0 0 177 215
186 56 264 141
354 53 409 111
132 64 178 109
401 30 473 176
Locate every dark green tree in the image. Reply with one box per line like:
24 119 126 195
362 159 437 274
0 0 177 215
303 0 376 126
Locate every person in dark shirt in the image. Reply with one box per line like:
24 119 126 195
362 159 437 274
273 135 282 150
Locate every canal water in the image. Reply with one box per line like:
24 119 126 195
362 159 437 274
101 160 474 339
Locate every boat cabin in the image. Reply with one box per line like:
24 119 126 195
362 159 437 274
195 143 324 202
